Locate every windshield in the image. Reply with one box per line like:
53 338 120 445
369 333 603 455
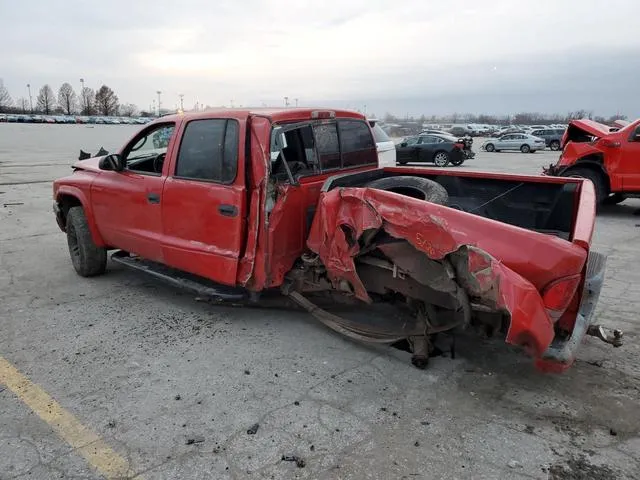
371 123 391 143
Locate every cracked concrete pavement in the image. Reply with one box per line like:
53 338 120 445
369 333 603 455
0 124 639 479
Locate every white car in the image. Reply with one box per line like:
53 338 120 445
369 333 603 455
482 133 546 153
368 120 396 167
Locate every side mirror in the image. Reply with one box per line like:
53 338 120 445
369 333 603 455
99 154 124 171
400 142 407 147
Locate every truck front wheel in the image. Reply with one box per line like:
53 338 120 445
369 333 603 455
66 206 107 277
563 167 607 204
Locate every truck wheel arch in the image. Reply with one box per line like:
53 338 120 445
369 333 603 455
55 189 107 247
561 161 610 203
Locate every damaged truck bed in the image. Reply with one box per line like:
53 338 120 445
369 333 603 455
52 108 622 374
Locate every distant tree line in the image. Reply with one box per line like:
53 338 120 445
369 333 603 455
0 79 139 117
383 111 629 126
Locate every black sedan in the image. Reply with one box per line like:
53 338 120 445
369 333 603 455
396 133 468 167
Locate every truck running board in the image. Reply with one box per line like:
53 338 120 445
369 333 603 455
111 252 247 301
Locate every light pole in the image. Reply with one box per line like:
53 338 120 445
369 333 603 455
295 98 298 107
26 84 32 112
284 96 289 107
178 93 184 111
156 91 162 116
152 99 156 116
79 78 85 113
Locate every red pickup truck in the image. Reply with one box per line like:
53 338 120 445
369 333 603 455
53 108 621 372
544 118 640 204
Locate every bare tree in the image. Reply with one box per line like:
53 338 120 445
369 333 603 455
58 83 77 115
120 103 139 117
80 87 95 115
383 112 397 123
16 97 29 113
94 85 119 116
36 85 56 114
0 80 12 112
608 113 627 123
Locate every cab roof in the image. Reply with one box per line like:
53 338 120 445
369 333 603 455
156 107 366 124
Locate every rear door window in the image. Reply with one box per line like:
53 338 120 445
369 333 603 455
338 120 376 167
175 119 238 183
313 123 341 170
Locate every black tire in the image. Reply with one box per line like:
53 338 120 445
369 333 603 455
66 206 107 277
398 160 408 165
602 193 626 205
520 144 531 153
450 156 465 166
485 143 495 152
550 140 560 151
433 151 450 167
562 167 607 204
365 176 448 204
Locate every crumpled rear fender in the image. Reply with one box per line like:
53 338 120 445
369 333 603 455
306 187 586 360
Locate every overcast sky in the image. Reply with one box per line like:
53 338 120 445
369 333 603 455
2 0 639 117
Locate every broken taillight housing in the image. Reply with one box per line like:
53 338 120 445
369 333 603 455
542 275 581 321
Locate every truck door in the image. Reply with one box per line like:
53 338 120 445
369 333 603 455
91 122 177 262
160 118 246 285
620 125 640 191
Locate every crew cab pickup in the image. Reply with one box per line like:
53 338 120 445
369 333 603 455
543 118 640 204
53 108 621 372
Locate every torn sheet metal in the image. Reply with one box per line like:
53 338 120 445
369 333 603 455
306 187 588 362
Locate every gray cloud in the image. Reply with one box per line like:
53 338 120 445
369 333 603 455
2 0 639 116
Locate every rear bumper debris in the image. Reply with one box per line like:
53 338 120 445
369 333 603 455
536 251 620 372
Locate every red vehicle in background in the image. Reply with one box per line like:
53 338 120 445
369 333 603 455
544 118 640 204
53 108 621 373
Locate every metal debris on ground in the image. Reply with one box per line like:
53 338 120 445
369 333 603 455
281 455 306 468
247 423 259 435
185 435 205 445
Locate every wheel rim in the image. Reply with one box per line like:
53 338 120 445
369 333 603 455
551 142 559 151
521 145 530 153
434 153 448 166
486 144 494 152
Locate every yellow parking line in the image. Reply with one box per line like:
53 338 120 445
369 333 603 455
0 355 133 479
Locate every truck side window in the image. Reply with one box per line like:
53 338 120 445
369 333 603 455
313 123 340 170
338 120 376 167
175 119 238 183
122 123 175 175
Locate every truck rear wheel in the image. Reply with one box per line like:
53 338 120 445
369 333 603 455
66 206 107 277
563 167 607 204
365 176 449 204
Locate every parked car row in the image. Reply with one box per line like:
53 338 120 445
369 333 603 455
421 123 568 139
0 114 153 125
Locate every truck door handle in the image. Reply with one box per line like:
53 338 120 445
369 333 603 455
218 204 238 217
147 193 160 204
